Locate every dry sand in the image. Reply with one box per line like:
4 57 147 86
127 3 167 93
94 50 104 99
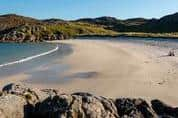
1 39 178 106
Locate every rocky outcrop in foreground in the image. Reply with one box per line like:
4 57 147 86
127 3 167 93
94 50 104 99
0 83 177 118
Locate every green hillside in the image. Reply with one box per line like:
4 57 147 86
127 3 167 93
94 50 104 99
1 13 178 42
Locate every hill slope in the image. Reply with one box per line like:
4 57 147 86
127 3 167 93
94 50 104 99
0 13 178 42
0 14 117 42
76 13 178 33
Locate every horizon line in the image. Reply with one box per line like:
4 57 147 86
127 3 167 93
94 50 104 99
0 11 178 21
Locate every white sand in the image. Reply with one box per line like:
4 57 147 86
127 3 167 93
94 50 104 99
1 39 178 105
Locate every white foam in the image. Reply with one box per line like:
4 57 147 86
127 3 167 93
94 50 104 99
0 45 59 68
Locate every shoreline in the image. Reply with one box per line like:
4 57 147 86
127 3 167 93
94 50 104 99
29 39 178 106
0 45 59 68
76 32 178 40
1 39 178 106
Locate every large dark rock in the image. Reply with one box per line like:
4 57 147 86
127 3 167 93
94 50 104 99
115 98 156 118
151 99 178 117
0 83 178 118
33 92 119 118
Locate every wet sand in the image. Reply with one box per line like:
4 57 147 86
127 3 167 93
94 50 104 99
1 39 178 106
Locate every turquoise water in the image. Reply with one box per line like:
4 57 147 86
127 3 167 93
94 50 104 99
0 42 72 77
80 36 178 49
0 43 57 65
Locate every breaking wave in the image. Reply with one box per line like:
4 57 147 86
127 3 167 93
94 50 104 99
0 45 59 68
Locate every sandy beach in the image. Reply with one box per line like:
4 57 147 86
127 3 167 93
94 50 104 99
1 39 178 106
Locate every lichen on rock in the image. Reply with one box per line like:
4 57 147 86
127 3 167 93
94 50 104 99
0 83 177 118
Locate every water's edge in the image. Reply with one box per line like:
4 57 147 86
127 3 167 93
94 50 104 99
0 45 59 68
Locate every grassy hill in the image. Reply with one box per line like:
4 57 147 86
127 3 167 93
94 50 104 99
0 14 117 42
0 13 178 42
76 13 178 33
0 14 41 31
46 22 117 38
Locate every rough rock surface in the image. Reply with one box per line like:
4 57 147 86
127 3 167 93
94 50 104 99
151 99 178 118
115 98 156 118
0 24 64 42
0 83 177 118
0 94 26 118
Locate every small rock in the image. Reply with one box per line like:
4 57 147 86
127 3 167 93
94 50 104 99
2 83 39 104
168 50 175 56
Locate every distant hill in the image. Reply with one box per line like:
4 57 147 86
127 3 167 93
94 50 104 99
147 12 178 32
75 16 149 32
0 14 117 42
0 14 41 31
0 13 178 42
76 13 178 33
42 18 66 24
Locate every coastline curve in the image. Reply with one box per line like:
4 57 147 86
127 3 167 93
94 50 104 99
0 45 59 68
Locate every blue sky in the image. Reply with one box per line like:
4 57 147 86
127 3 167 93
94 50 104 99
1 0 178 20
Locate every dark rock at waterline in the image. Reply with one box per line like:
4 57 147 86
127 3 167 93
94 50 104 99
0 83 178 118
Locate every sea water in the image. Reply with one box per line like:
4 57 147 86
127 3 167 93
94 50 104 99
0 42 72 78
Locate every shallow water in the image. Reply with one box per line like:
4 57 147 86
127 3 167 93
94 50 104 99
0 42 72 78
0 43 57 65
115 37 178 50
81 36 178 50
